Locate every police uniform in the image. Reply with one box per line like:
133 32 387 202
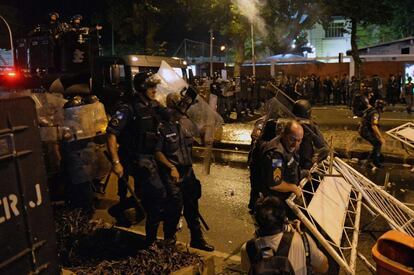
106 94 167 245
155 113 214 251
248 117 278 212
155 117 192 236
297 119 328 171
261 137 300 217
359 107 382 166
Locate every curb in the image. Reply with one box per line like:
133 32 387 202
109 225 242 275
192 144 414 166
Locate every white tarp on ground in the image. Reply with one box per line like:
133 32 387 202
386 122 414 150
307 169 352 246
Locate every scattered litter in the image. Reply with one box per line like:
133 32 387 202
54 206 202 275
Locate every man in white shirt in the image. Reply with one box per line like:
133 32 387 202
240 196 329 275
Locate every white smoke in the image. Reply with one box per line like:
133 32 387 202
231 0 267 37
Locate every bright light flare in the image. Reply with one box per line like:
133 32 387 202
7 71 17 77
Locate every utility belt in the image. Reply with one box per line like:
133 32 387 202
129 155 158 177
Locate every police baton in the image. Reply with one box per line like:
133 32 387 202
104 151 144 211
177 175 209 231
185 177 210 231
198 210 210 231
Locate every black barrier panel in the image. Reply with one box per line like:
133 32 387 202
15 39 28 70
0 96 59 275
29 35 55 70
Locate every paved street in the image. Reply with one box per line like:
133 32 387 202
94 158 414 274
312 105 414 131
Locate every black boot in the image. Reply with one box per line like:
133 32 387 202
190 229 214 252
108 203 132 228
134 206 146 224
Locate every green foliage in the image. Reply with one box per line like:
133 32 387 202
357 25 400 48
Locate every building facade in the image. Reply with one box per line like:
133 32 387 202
306 16 351 60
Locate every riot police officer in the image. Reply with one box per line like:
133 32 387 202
248 98 286 213
70 14 83 30
155 93 214 251
106 71 169 246
261 120 303 216
359 99 386 168
292 99 329 172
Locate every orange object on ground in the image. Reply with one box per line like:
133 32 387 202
372 230 414 275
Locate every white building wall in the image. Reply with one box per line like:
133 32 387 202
306 20 351 60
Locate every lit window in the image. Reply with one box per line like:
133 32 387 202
325 22 345 38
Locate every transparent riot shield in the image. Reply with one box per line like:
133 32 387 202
155 60 223 139
62 101 108 142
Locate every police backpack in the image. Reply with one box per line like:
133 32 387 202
246 232 295 275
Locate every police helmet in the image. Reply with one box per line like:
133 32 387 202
71 14 83 22
292 99 312 119
49 12 60 19
375 99 386 111
166 92 181 109
133 71 160 93
64 96 83 108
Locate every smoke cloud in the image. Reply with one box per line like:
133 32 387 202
231 0 267 37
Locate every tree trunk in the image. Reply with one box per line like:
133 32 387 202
350 18 362 79
233 37 245 77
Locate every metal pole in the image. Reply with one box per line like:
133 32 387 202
209 29 213 77
0 15 15 66
251 23 256 77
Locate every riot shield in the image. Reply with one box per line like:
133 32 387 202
62 101 107 142
155 60 223 139
262 82 295 120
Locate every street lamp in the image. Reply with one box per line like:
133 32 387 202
0 15 15 67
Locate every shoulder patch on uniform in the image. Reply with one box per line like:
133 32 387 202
271 158 283 168
110 118 119 127
273 167 282 182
